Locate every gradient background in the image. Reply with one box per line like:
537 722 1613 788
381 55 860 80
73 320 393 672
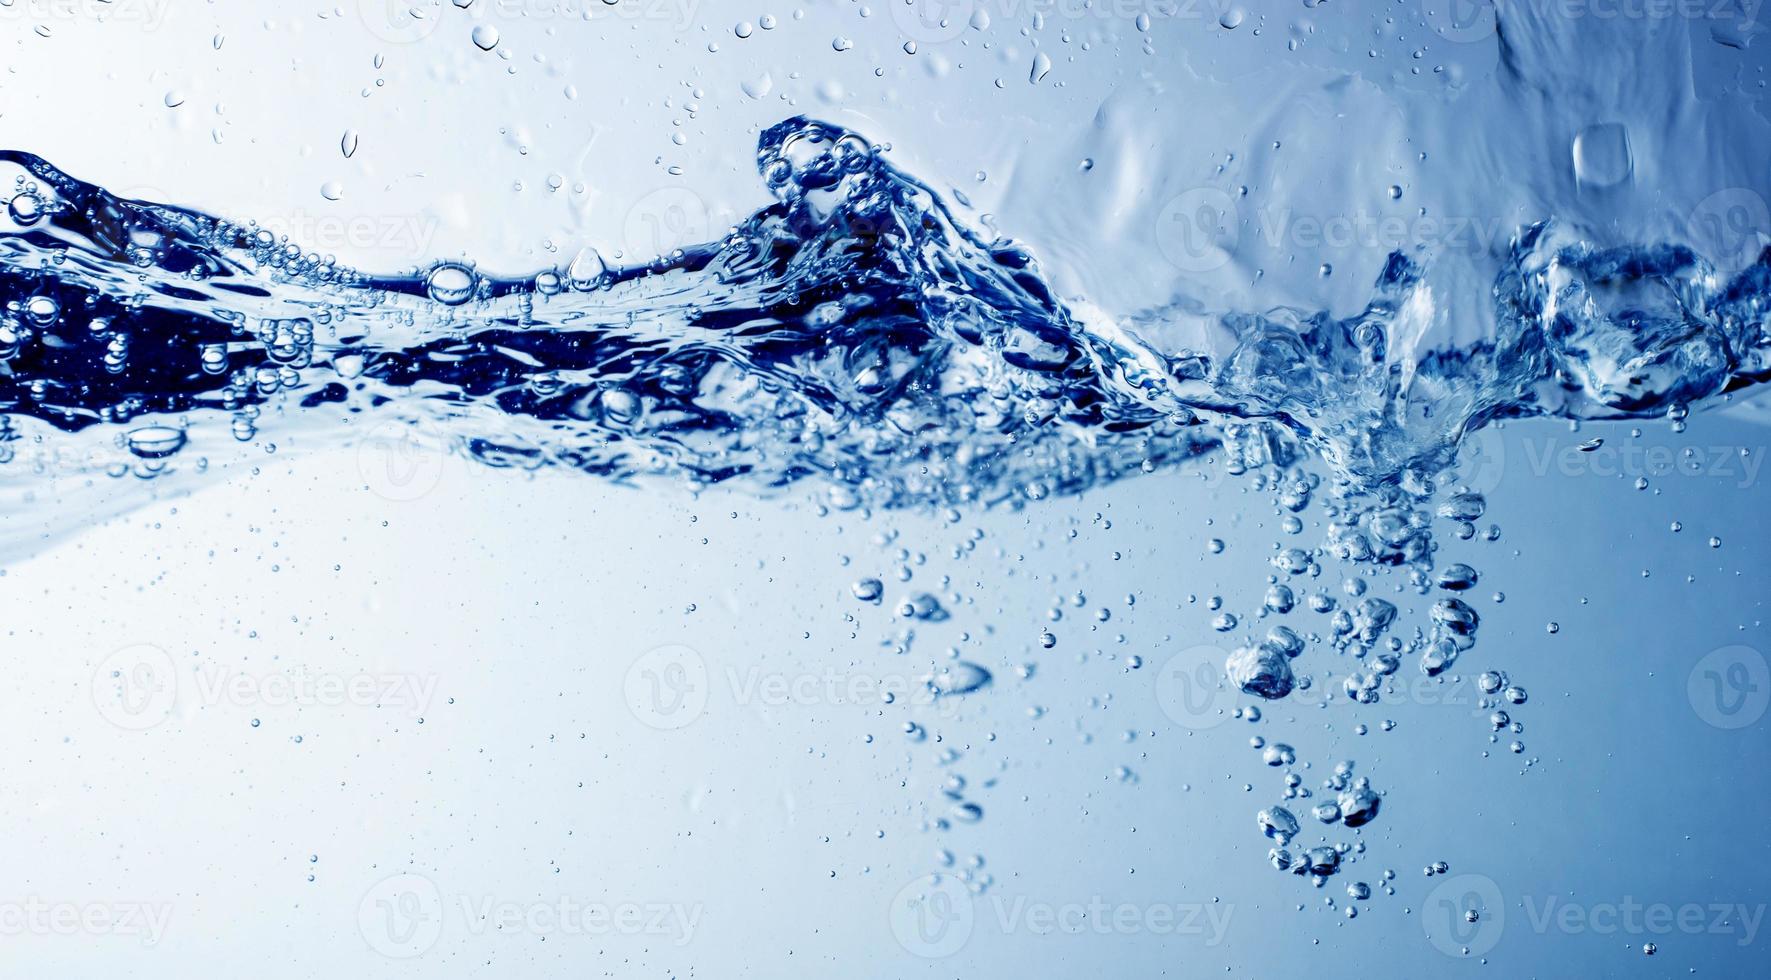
0 1 1768 977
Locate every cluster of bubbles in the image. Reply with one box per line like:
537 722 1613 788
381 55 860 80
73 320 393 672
0 117 1763 902
1 117 1765 507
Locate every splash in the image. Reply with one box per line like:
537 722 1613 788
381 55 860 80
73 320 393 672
3 113 1768 886
2 116 1765 526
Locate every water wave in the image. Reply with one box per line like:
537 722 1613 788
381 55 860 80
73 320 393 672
0 116 1766 531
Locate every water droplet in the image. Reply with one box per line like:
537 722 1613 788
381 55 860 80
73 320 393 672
425 262 478 305
1572 122 1633 188
126 426 188 459
24 295 59 325
8 192 46 225
566 246 606 289
929 661 992 696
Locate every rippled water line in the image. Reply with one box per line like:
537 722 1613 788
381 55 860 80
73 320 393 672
0 115 1766 557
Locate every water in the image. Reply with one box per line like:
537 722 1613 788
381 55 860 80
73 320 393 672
3 114 1764 523
3 2 1769 976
